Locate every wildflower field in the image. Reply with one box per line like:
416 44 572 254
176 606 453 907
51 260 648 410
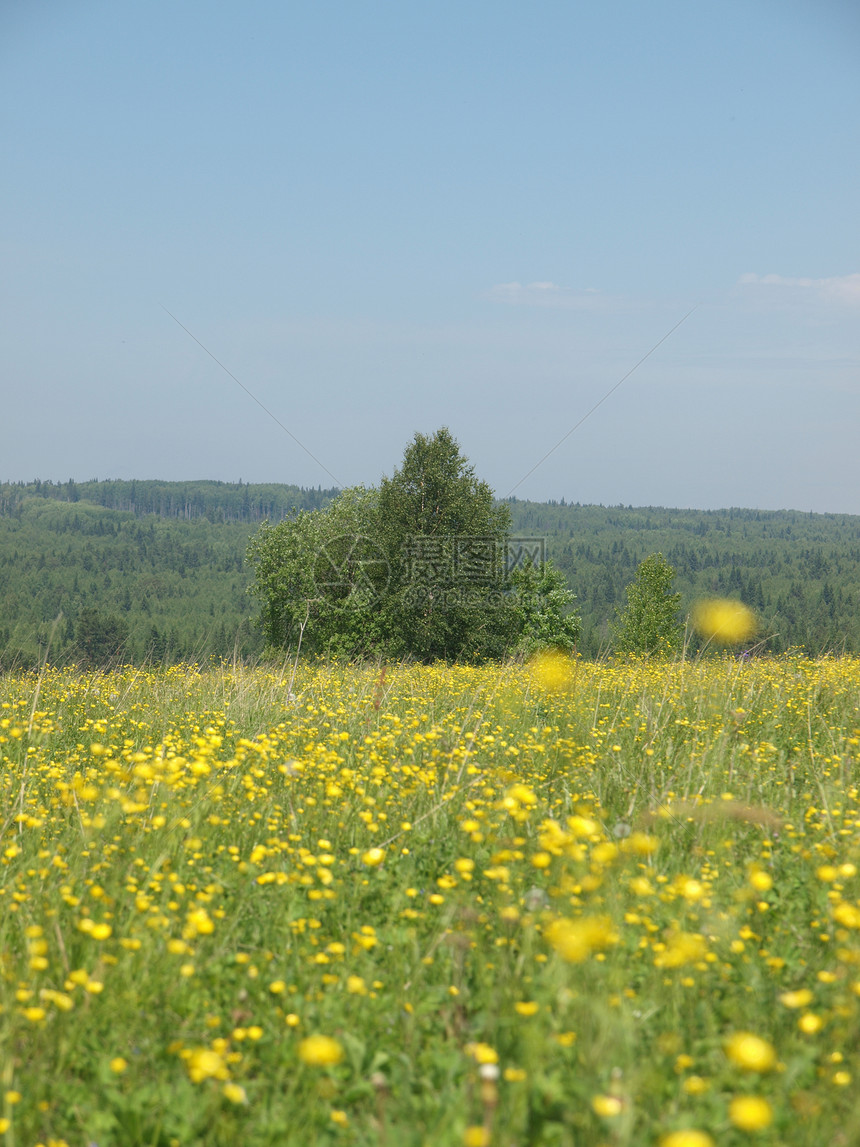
2 656 860 1147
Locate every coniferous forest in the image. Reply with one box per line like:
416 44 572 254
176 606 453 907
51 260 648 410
1 479 859 667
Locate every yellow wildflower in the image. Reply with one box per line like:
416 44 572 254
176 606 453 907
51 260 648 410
298 1035 343 1066
729 1095 773 1131
724 1032 777 1072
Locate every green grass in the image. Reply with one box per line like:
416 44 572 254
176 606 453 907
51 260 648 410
1 655 859 1146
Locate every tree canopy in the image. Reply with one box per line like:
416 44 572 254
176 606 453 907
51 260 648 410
247 428 580 662
613 552 683 655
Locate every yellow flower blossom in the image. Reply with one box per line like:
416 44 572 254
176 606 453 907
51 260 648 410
185 1048 230 1083
724 1032 777 1072
298 1035 343 1066
527 649 574 692
729 1095 773 1131
660 1133 715 1147
692 599 757 643
779 989 813 1009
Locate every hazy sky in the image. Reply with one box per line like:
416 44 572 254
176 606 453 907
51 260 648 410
3 0 859 512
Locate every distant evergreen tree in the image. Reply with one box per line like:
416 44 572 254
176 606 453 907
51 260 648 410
614 553 683 655
74 608 130 666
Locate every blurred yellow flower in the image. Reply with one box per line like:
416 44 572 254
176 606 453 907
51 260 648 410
798 1012 824 1034
592 1095 623 1117
692 599 757 644
466 1042 499 1065
185 1048 229 1083
527 649 574 693
298 1034 343 1066
748 869 773 892
546 915 615 962
660 1132 715 1147
724 1032 776 1072
654 931 707 968
729 1095 773 1131
682 1076 710 1095
779 988 813 1009
833 902 860 929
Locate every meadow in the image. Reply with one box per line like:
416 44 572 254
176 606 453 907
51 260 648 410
1 654 859 1146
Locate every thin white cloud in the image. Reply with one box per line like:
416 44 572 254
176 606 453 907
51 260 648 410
485 280 605 308
738 272 860 305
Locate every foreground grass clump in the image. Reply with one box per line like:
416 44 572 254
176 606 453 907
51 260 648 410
2 656 860 1146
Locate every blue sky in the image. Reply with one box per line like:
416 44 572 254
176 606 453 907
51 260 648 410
2 0 859 511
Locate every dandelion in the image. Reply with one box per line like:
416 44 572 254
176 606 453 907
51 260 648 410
833 902 860 929
527 649 574 693
729 1095 773 1131
466 1042 499 1065
109 1058 128 1073
546 915 615 962
654 931 707 968
185 1048 230 1083
748 869 773 892
298 1035 343 1066
798 1012 824 1034
361 847 385 867
660 1133 715 1147
592 1095 623 1117
692 598 757 643
724 1032 777 1072
682 1076 710 1095
779 989 813 1009
222 1082 248 1104
185 909 214 936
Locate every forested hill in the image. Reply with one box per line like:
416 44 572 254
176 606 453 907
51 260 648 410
1 482 859 665
506 501 860 655
0 479 338 522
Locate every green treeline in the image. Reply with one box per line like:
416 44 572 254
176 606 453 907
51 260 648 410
0 479 338 522
1 482 859 666
0 496 265 667
508 501 860 656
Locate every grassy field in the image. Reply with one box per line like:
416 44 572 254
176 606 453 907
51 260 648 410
1 655 859 1146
